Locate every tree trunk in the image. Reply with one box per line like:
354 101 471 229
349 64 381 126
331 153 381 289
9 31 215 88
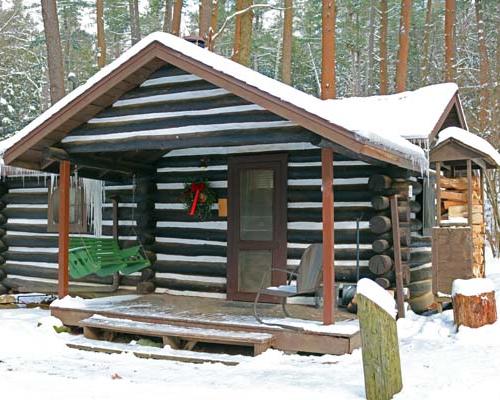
395 0 411 93
199 0 212 41
281 0 293 85
207 0 219 50
232 0 254 66
420 0 432 86
321 0 336 99
453 291 497 329
163 0 172 32
475 0 491 133
172 0 182 36
41 0 65 104
379 0 388 95
96 0 106 68
129 0 141 44
444 0 456 82
365 0 376 94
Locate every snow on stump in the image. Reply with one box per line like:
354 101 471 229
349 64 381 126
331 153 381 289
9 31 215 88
452 278 497 330
356 279 402 400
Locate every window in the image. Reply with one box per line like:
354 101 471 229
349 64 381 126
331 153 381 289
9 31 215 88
421 174 436 236
47 180 87 233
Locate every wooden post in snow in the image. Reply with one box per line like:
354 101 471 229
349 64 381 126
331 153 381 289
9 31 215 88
356 282 403 400
57 160 70 298
320 0 337 325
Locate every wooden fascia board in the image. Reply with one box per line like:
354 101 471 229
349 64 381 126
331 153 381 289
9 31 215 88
429 92 465 143
152 46 418 171
3 43 166 166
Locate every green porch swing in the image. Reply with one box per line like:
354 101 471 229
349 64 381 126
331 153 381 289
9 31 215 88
69 237 151 279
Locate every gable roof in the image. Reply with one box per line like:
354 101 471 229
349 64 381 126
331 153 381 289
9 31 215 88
2 32 463 173
431 127 500 168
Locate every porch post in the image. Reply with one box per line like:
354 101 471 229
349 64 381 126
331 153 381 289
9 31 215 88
57 160 70 298
321 148 335 325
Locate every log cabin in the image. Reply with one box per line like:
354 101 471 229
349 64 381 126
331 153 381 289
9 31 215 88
0 32 472 320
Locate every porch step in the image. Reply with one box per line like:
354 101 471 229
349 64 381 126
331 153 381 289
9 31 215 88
65 336 245 366
79 314 274 356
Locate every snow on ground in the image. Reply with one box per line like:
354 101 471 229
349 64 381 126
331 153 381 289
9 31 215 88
1 253 499 399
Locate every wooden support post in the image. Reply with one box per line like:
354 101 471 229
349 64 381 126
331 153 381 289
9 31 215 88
57 160 70 298
111 195 119 243
321 148 335 325
467 159 473 226
390 195 405 318
436 163 442 222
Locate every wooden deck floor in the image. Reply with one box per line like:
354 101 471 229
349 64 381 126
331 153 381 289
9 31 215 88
51 294 360 355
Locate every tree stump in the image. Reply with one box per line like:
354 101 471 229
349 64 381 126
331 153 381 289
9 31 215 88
452 278 497 329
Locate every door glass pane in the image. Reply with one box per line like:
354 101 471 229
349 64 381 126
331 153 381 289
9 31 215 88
238 250 272 292
240 169 273 241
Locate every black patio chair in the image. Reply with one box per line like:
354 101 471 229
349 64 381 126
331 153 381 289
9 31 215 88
253 243 323 326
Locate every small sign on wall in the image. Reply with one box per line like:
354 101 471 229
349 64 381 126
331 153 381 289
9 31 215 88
218 198 228 217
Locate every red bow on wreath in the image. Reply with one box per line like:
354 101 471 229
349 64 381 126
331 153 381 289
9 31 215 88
189 182 206 216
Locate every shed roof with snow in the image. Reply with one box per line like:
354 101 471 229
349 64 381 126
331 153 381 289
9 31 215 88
431 127 500 169
2 32 466 175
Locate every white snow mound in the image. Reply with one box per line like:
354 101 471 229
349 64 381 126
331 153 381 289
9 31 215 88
51 295 87 309
452 278 495 297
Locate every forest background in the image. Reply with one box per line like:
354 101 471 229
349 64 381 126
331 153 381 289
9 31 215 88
0 0 498 249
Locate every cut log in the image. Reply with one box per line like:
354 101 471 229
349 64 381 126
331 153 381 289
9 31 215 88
369 255 393 275
369 215 392 234
440 190 467 202
378 231 411 247
375 277 391 289
452 279 497 329
372 239 390 253
371 195 390 210
136 281 156 294
368 175 393 192
0 268 6 280
440 176 468 191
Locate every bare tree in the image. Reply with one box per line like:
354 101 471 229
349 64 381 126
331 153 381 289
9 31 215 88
163 0 173 32
41 0 65 103
97 0 106 68
444 0 455 82
379 0 388 95
475 0 491 133
129 0 141 44
172 0 183 36
395 0 411 93
199 0 212 41
321 0 336 99
420 0 433 86
233 0 254 66
208 0 219 50
281 0 293 85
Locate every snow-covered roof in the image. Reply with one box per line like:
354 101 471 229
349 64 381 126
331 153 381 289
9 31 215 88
436 127 500 167
2 32 462 172
323 83 459 140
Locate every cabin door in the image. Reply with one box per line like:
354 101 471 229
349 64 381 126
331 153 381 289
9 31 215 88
227 153 287 302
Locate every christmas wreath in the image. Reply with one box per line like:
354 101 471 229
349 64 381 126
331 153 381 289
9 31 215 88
181 179 218 220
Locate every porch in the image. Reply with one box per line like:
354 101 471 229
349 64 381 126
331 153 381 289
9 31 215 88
51 293 360 356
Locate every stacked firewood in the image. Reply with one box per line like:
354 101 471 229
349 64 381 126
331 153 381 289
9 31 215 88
439 176 485 277
0 182 8 294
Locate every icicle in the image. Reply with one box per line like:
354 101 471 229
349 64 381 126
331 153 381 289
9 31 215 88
82 177 104 237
